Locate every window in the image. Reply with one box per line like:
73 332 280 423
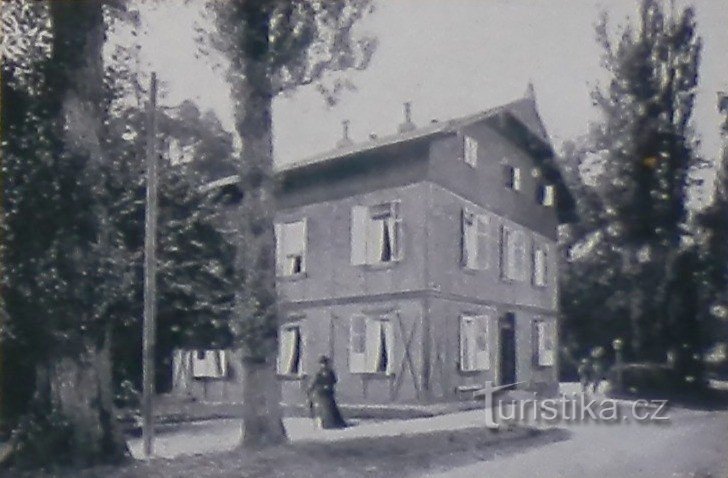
349 314 395 374
463 135 478 167
275 219 307 276
533 245 547 287
459 314 492 372
538 184 555 206
351 202 402 266
534 320 555 367
503 164 522 191
501 226 527 281
461 209 492 270
192 350 227 378
278 324 304 376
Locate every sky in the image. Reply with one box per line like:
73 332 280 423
135 0 728 198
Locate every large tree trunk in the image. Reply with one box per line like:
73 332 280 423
231 1 287 448
46 330 129 466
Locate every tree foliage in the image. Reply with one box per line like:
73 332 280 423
559 0 705 374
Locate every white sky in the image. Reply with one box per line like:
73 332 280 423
135 0 728 187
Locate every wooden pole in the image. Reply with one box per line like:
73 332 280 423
142 72 159 458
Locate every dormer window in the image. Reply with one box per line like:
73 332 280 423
503 165 521 191
463 135 478 167
538 184 555 206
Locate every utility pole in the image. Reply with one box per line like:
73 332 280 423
142 72 159 458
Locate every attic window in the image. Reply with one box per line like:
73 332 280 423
503 165 521 191
463 136 478 167
538 184 555 206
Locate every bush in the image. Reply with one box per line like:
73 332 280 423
607 362 681 398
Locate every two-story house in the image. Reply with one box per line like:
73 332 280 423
272 91 575 406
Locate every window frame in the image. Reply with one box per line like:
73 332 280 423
349 314 396 375
461 209 492 271
351 201 403 267
503 164 522 191
459 313 492 372
501 226 526 281
533 319 555 367
275 219 308 278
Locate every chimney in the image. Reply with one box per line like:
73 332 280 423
398 102 416 133
336 119 353 148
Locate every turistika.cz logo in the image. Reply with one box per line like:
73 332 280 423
479 381 670 428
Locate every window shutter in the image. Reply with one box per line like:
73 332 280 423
464 136 478 166
500 226 508 279
384 319 395 375
391 202 402 261
365 319 381 372
351 206 368 265
537 321 555 366
476 315 491 370
514 231 526 281
542 185 555 206
274 223 284 276
278 328 293 374
533 246 547 286
513 167 522 190
477 214 490 270
300 219 308 273
459 317 472 371
460 209 468 267
349 315 367 373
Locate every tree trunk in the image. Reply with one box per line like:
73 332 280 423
231 2 287 447
240 358 286 447
47 331 129 466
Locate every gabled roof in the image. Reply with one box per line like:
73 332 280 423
275 96 546 173
203 94 577 222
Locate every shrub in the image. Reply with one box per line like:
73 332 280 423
607 362 681 398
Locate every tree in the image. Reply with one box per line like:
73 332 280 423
696 93 728 348
1 0 131 466
580 0 703 362
207 0 377 447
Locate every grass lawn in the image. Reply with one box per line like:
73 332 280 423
5 425 569 478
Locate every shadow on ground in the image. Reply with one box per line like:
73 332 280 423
4 425 571 478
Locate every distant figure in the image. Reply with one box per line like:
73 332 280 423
307 355 347 429
590 346 607 394
577 357 593 395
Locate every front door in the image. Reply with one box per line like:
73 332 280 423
499 313 517 387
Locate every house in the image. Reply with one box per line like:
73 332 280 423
186 89 574 405
272 90 574 406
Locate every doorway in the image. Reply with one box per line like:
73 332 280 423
499 313 517 387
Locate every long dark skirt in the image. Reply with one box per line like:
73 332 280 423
311 391 347 429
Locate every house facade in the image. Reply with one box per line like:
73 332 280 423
272 93 575 406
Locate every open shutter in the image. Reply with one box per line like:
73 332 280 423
383 320 395 375
476 314 491 370
274 223 284 276
390 202 402 261
514 230 526 281
365 319 381 372
477 214 490 270
349 315 367 372
278 328 293 374
351 206 368 265
537 321 555 366
299 219 308 273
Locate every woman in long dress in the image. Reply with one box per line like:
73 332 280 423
307 355 347 429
